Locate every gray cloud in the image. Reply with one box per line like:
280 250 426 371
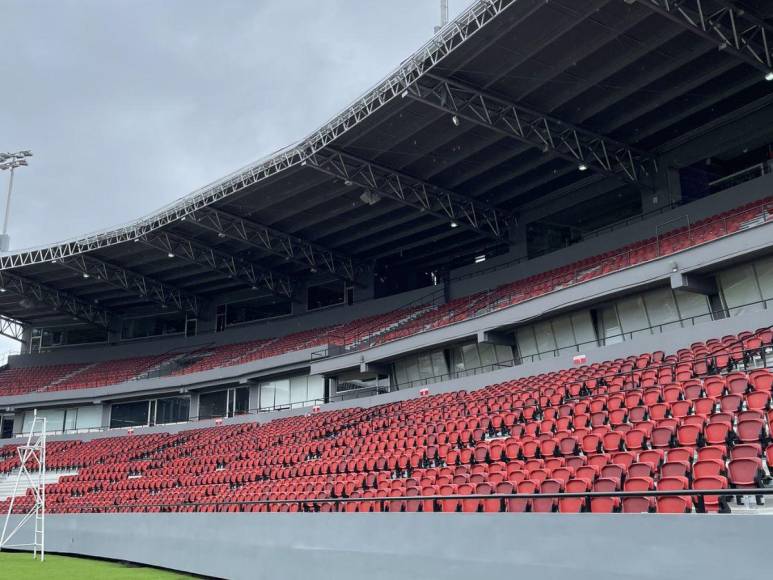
0 0 471 353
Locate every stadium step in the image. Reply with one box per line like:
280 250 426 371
347 304 438 350
0 469 78 501
44 362 99 390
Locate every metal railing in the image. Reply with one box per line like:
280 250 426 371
517 298 773 366
395 362 516 392
709 163 767 194
14 488 773 515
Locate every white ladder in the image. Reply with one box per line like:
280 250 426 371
0 411 47 561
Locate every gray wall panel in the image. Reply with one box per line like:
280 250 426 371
5 513 772 580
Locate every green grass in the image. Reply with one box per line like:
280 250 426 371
0 552 198 579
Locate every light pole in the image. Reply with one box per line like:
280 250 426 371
0 150 33 252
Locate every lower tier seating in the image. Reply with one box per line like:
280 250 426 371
1 326 772 515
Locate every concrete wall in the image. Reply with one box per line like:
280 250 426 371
6 512 772 580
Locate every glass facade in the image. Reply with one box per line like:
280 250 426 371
199 391 228 420
259 375 325 410
156 397 191 425
109 401 149 429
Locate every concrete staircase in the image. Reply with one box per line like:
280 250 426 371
0 469 78 501
346 304 438 350
42 363 98 391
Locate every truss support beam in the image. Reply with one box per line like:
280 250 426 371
0 315 25 343
57 255 201 315
188 208 358 282
304 148 510 242
139 231 296 300
638 0 773 76
407 75 659 184
0 271 113 328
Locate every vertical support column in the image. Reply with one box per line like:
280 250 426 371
248 383 261 414
106 316 123 344
99 404 111 430
353 266 375 303
643 162 681 213
195 301 217 335
189 391 200 421
506 219 528 261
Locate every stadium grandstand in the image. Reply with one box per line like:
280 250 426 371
2 0 773 578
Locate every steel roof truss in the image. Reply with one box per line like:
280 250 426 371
189 208 357 281
408 75 659 184
139 231 295 300
304 148 510 241
0 0 518 271
0 271 113 328
0 315 25 343
58 255 201 315
639 0 773 74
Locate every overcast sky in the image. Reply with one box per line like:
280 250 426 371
0 0 471 354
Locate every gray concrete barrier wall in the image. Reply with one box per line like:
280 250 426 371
5 512 772 580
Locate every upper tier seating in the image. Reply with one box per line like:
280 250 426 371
172 305 426 376
0 354 180 397
371 197 773 344
1 326 771 515
47 354 178 392
0 196 770 396
0 363 86 396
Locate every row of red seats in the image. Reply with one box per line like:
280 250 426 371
0 327 771 514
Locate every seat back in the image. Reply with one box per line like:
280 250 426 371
533 479 561 513
693 476 727 512
728 458 762 487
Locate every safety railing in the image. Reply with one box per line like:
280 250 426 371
395 362 516 392
517 298 773 366
709 163 767 194
14 488 773 515
384 299 772 393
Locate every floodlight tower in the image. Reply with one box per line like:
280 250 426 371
434 0 449 33
0 150 33 252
